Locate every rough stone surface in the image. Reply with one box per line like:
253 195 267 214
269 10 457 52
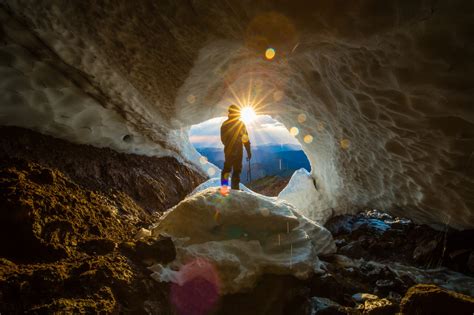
0 129 203 313
361 298 396 315
305 210 474 314
217 275 311 315
400 284 474 315
468 252 474 273
326 210 474 273
310 296 350 315
0 126 205 213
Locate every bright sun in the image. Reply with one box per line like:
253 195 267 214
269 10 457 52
240 106 257 124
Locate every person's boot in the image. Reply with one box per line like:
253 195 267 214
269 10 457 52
221 172 230 187
231 177 240 190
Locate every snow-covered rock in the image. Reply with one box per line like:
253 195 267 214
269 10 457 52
189 177 277 202
149 187 335 294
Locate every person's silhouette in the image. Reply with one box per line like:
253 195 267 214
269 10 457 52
220 105 252 190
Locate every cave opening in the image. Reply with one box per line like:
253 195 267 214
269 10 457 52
188 114 311 196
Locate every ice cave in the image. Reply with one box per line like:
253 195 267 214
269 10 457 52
0 1 473 314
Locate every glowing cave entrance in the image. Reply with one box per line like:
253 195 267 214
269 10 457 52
189 114 311 193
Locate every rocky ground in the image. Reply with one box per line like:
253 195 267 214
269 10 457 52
0 127 205 313
306 210 474 314
1 127 473 314
197 210 474 315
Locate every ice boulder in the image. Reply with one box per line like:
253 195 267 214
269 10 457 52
149 187 336 294
278 168 335 224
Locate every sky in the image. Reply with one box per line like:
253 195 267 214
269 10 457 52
189 115 301 148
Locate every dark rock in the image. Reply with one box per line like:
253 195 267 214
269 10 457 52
78 238 117 255
326 210 401 239
352 293 379 303
316 256 373 305
413 239 439 262
216 275 311 315
339 241 369 259
325 210 420 265
361 298 396 315
374 280 396 296
310 297 350 315
335 239 347 248
325 215 355 235
310 273 346 304
28 168 56 184
400 284 474 315
385 291 402 304
443 229 474 273
468 251 474 273
119 237 176 265
135 237 176 264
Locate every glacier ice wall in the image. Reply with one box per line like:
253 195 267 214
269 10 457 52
1 1 473 228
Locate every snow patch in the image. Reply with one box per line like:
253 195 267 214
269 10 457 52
149 187 336 294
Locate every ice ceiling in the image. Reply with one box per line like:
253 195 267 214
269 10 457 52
1 1 473 229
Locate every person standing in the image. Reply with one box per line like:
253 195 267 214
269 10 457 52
220 105 252 190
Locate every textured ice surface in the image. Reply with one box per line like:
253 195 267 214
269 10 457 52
278 168 336 224
2 1 474 228
0 9 174 159
149 187 336 294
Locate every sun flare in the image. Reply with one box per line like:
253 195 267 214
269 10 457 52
240 106 257 124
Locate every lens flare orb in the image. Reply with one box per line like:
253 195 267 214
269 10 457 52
290 127 299 136
304 135 313 143
170 258 220 315
297 113 307 123
207 168 216 176
265 47 276 60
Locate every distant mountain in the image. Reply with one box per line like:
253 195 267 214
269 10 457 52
246 175 291 196
196 144 310 183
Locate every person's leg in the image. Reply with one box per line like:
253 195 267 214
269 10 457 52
221 157 232 186
231 154 243 190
